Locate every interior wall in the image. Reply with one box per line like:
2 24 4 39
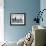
4 0 40 42
40 0 46 27
0 0 4 42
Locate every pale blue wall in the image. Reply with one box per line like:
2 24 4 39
4 0 40 42
40 0 46 27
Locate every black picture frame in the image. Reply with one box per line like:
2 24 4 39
10 13 26 26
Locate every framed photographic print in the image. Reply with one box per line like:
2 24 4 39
10 13 26 26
